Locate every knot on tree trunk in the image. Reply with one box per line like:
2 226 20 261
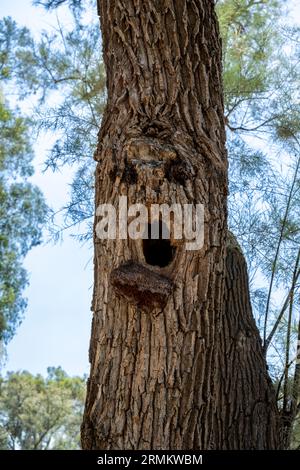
110 261 174 313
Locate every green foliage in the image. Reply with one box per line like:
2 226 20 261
0 367 85 449
0 16 41 94
217 1 300 434
0 17 34 84
217 0 300 336
291 416 300 449
0 3 104 240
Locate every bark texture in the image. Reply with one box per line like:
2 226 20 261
219 234 280 449
81 0 279 449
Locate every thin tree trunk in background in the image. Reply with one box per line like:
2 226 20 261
81 0 280 449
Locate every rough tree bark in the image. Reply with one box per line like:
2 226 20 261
81 0 280 449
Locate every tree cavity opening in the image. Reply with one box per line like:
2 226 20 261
142 221 175 268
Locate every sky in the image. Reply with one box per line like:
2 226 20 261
0 0 300 378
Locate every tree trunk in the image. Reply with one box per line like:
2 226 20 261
219 234 280 449
81 0 280 449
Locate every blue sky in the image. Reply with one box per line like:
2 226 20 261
1 0 300 378
1 0 93 377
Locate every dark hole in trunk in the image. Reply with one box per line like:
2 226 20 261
143 221 175 268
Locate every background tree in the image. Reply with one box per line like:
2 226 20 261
217 0 300 444
80 0 280 449
0 367 85 449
